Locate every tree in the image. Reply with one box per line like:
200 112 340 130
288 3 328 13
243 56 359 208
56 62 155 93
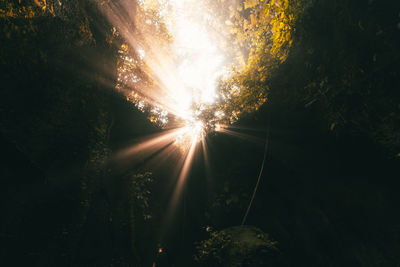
208 0 305 124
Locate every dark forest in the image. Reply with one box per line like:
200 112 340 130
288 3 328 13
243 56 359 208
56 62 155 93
1 0 399 266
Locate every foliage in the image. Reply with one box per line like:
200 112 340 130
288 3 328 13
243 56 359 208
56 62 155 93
195 226 279 267
99 0 306 130
110 0 307 129
113 0 173 127
129 171 154 220
210 0 399 154
195 228 232 265
0 0 45 18
232 0 302 62
0 1 148 265
268 0 400 154
208 0 306 124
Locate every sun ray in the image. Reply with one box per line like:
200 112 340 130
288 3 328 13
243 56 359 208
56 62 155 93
96 0 241 240
216 127 265 144
201 138 211 175
115 128 183 162
163 139 197 225
99 0 233 139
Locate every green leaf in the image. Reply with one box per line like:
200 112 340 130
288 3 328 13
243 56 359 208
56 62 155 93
244 0 258 10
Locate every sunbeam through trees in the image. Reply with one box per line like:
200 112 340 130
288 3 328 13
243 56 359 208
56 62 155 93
1 0 399 266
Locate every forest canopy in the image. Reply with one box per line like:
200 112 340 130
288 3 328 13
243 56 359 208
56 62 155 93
2 0 398 152
110 0 307 132
0 0 306 133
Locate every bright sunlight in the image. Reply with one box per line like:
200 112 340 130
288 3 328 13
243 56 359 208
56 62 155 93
111 0 230 144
